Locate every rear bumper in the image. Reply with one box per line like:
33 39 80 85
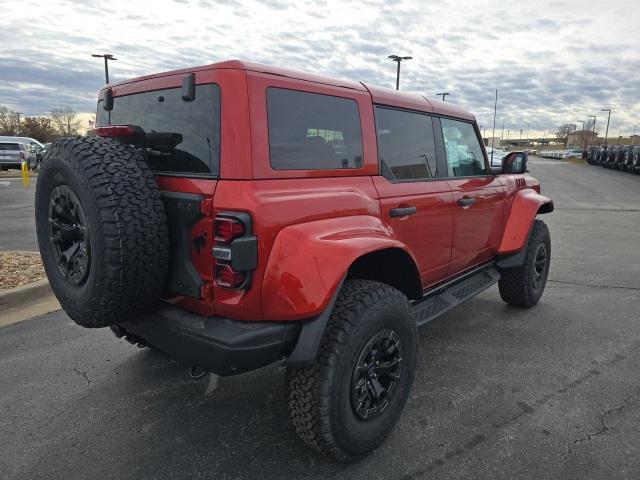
117 305 301 376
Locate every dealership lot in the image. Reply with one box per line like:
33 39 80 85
0 175 37 251
1 156 639 479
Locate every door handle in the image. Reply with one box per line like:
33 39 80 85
389 206 417 217
457 197 476 207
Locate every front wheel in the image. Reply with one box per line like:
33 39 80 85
286 280 417 460
498 219 551 308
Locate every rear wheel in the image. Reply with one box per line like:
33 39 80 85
498 220 551 308
286 280 417 460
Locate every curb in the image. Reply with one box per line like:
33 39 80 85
0 279 53 311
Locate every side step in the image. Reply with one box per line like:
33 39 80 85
412 266 501 327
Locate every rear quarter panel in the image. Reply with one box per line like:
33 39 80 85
212 177 383 320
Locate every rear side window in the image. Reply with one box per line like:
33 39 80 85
266 87 363 170
440 118 486 177
96 84 220 176
0 143 20 151
374 107 437 180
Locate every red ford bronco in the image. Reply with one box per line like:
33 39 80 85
35 60 553 460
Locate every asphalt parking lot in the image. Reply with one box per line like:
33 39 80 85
0 173 38 251
1 157 640 480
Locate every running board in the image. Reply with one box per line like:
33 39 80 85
412 266 501 327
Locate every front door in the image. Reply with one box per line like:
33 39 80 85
435 117 505 275
373 107 455 288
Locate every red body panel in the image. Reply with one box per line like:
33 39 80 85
261 215 414 320
100 60 551 322
372 176 454 288
213 177 381 320
445 177 505 273
498 187 553 254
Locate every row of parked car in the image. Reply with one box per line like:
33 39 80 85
585 145 640 173
538 149 584 159
0 136 49 171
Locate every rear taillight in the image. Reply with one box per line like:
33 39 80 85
94 125 136 137
214 217 245 243
215 263 247 289
212 212 257 290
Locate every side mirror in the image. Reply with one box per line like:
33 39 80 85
501 151 528 174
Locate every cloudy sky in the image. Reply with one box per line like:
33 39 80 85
1 0 639 137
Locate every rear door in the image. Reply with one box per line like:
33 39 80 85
434 117 505 275
373 106 455 288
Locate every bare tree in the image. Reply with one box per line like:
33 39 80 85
21 117 58 143
556 124 574 147
51 106 81 136
0 105 20 135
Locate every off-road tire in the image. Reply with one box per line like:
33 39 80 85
286 280 417 460
498 219 551 308
35 136 169 328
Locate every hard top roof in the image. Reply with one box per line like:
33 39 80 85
105 59 475 121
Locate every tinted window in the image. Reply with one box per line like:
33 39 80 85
0 143 20 151
267 88 363 170
440 118 486 177
375 107 437 180
96 84 220 176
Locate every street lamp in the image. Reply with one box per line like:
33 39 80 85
588 115 597 146
436 92 450 102
577 120 585 149
601 109 611 147
15 112 23 135
91 53 118 84
388 55 412 90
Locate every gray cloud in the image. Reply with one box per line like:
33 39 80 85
0 0 638 135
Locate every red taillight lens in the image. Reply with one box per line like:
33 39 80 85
94 125 136 137
214 217 245 243
215 264 246 289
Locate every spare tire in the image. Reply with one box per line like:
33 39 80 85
35 136 169 328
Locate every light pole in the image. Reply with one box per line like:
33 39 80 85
633 124 639 146
568 123 577 148
601 109 611 147
91 53 118 84
16 112 23 135
577 120 585 149
388 55 412 90
436 92 450 102
588 115 596 145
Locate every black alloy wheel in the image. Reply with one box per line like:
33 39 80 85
532 242 548 291
48 185 91 286
350 329 403 421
